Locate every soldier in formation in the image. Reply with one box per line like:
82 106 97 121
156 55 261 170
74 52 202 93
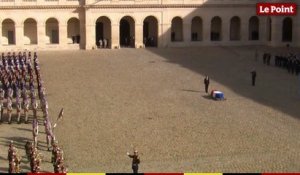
274 53 300 75
0 51 44 123
8 141 21 173
2 51 66 173
52 141 67 173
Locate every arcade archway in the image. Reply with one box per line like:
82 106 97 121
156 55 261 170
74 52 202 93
249 16 259 40
67 17 80 44
230 16 241 41
120 16 135 47
95 16 111 48
282 17 292 42
191 16 203 41
211 16 222 41
171 17 183 42
46 18 59 44
2 19 15 45
24 18 37 44
143 16 158 47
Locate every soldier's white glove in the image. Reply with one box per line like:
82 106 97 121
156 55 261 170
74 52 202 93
126 152 130 155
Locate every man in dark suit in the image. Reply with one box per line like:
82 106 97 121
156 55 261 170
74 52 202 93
251 69 257 86
204 75 210 93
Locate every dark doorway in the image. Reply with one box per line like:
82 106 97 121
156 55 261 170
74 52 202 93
282 17 292 42
8 31 15 45
95 16 111 48
51 30 59 44
143 22 149 38
120 19 131 47
96 22 104 46
143 16 158 47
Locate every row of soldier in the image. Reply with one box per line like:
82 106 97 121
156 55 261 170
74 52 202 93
25 141 42 172
8 141 21 173
2 51 66 172
52 140 68 173
274 53 300 75
262 52 300 76
0 51 48 124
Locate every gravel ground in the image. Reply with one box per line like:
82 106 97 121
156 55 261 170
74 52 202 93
0 46 299 173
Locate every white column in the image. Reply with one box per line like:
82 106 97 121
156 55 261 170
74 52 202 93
183 22 191 45
270 17 282 47
203 19 211 44
0 24 2 46
111 23 120 49
15 25 23 47
37 24 46 47
85 9 96 50
135 23 143 48
240 20 248 44
161 23 171 47
295 17 300 47
59 24 68 46
85 23 96 49
157 22 162 47
222 20 230 43
259 17 267 44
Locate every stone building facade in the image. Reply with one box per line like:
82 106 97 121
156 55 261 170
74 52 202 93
0 0 299 50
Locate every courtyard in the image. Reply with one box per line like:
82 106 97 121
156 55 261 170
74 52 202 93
0 46 300 172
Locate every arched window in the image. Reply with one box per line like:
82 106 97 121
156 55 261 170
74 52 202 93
211 16 222 41
171 17 183 42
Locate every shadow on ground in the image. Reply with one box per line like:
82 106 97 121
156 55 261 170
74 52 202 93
146 46 300 120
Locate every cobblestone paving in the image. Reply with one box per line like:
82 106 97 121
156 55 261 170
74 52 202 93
0 46 299 173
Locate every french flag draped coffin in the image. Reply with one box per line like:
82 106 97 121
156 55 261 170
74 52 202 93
211 90 224 100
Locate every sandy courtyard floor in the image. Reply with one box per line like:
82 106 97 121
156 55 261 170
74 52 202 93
0 46 300 173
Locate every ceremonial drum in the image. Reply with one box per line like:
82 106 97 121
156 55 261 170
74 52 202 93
211 90 224 100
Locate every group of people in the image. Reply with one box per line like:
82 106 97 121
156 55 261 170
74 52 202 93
123 36 135 47
143 37 155 47
0 51 48 124
274 53 300 75
8 141 21 173
1 51 66 173
52 141 67 173
98 38 109 49
262 51 300 76
25 141 42 172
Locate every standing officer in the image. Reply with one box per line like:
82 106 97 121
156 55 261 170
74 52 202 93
251 69 257 86
127 150 140 173
204 75 210 93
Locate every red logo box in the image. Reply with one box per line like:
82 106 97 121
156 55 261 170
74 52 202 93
257 3 297 16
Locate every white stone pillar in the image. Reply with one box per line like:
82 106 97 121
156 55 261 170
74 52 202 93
37 24 46 47
295 17 300 47
15 25 23 47
240 20 248 44
85 23 96 49
0 24 2 46
59 24 68 46
85 9 96 50
203 19 211 44
135 23 143 48
111 23 120 49
156 22 162 47
183 22 191 45
161 23 171 47
270 17 282 47
222 20 230 43
259 17 267 44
